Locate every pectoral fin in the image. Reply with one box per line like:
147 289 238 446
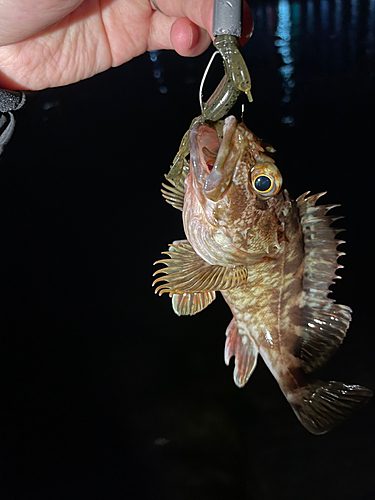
172 291 216 316
153 240 247 295
160 164 188 211
225 318 258 388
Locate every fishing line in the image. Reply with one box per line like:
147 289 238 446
199 50 220 114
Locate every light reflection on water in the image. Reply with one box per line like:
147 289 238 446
259 0 375 125
320 0 330 32
275 0 295 125
307 0 315 34
334 0 343 34
349 0 359 60
369 0 375 48
149 50 168 94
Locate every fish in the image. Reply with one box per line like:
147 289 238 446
153 116 372 435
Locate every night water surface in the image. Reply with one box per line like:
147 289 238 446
1 0 374 498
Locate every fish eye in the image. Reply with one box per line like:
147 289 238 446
250 164 282 199
253 175 273 193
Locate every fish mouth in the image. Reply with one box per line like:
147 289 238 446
190 116 239 202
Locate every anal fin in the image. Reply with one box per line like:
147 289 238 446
172 291 216 316
225 318 258 388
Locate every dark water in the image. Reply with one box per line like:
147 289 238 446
1 0 375 498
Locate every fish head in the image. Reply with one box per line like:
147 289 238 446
184 116 289 265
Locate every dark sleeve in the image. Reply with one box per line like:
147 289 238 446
0 89 26 156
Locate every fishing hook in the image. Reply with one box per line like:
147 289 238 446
166 0 253 186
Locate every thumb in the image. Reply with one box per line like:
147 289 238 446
152 0 214 36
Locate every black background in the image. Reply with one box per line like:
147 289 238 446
1 1 374 498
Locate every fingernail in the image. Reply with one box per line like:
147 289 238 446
189 24 200 50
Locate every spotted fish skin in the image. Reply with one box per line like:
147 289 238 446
154 116 372 434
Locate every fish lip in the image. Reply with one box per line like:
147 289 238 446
190 116 238 200
190 121 219 184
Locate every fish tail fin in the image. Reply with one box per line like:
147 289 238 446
290 381 372 435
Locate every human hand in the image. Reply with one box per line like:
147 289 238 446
0 0 252 91
0 0 216 90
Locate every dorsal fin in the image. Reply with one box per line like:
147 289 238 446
294 192 352 373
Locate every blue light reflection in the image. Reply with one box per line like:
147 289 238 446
149 50 168 94
275 0 295 125
334 0 343 34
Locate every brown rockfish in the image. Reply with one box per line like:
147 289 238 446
153 116 372 434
